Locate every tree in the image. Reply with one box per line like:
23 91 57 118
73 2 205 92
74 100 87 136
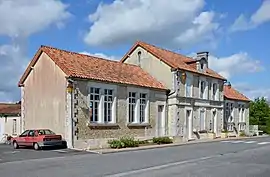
249 97 270 133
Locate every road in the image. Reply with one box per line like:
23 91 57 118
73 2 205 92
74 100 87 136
1 137 270 177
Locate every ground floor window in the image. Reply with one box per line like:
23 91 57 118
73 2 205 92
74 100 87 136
12 119 17 134
227 124 233 131
89 86 115 123
127 91 149 124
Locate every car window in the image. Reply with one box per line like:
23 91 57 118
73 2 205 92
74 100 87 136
28 130 35 137
20 130 30 137
38 129 56 135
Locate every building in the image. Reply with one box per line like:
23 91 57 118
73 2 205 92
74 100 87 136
18 45 168 149
0 102 21 142
121 41 227 140
223 83 250 136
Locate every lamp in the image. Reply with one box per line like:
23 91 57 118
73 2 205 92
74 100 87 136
67 83 73 93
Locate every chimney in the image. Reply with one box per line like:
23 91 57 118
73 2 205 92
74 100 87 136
196 51 209 71
227 82 231 88
196 51 209 61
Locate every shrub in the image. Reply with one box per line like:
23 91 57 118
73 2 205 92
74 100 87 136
239 131 246 137
152 137 173 144
108 136 139 149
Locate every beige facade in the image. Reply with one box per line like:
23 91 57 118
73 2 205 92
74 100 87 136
21 52 67 138
0 116 22 143
224 99 250 136
123 46 224 140
73 80 167 149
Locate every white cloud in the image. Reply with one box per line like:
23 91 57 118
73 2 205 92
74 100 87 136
208 52 263 79
0 0 71 37
233 82 270 101
80 51 119 60
189 52 263 79
230 0 270 32
0 0 71 102
84 0 221 48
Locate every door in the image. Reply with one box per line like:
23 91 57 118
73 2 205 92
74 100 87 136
17 130 29 146
24 130 35 146
157 105 165 136
186 110 192 139
213 110 218 134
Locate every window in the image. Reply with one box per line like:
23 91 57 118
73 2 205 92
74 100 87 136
19 130 30 137
104 89 113 123
200 81 205 99
199 110 205 130
212 83 217 100
139 93 147 123
227 124 233 131
185 77 192 97
12 119 17 134
138 51 142 66
200 63 204 70
90 87 100 122
128 92 136 123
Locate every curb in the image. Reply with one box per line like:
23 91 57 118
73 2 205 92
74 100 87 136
86 135 269 155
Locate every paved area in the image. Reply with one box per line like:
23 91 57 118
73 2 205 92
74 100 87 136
1 136 270 177
0 144 92 164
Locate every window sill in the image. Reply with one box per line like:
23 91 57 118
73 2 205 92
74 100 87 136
127 123 151 128
87 122 119 129
238 122 246 124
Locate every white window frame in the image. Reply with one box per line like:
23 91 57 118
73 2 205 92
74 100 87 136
199 108 206 131
199 77 208 99
225 101 234 123
88 82 117 124
212 83 219 101
127 87 149 124
185 73 193 97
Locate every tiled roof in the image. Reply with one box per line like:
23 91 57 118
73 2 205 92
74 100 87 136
0 103 21 115
224 85 250 102
18 46 166 90
121 41 226 81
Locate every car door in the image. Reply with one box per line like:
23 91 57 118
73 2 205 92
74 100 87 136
25 130 35 147
17 130 30 146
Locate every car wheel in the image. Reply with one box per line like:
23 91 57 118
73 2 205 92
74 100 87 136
13 141 19 149
33 143 40 150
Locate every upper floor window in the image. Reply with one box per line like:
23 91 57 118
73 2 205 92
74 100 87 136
200 81 206 99
212 83 218 100
200 63 204 70
185 76 192 97
239 104 245 122
137 51 142 66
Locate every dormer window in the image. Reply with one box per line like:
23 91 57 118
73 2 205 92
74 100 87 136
137 51 142 66
200 63 204 70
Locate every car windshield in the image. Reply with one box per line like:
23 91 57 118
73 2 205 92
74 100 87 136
38 129 56 135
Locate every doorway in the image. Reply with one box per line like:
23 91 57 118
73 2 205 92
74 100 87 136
213 110 218 134
157 105 165 137
186 109 192 139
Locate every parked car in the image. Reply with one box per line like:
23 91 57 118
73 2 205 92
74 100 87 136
12 129 67 150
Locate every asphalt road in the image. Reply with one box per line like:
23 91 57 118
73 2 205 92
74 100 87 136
1 137 270 177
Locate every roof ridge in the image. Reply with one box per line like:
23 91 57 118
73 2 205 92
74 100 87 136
137 41 195 61
41 45 140 68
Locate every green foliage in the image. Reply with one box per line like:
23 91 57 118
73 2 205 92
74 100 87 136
108 136 139 149
152 137 173 144
249 97 270 134
239 131 246 137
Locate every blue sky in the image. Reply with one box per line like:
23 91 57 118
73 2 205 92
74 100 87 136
0 0 270 102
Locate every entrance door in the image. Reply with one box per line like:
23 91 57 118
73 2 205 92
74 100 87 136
157 105 165 137
213 110 218 134
186 110 192 139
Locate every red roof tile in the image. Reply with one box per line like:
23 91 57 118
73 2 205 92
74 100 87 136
224 85 250 102
0 103 21 115
121 41 226 81
18 46 166 90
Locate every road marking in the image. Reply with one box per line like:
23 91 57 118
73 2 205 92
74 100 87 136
105 156 216 177
244 141 257 144
221 141 231 143
231 141 244 144
2 151 19 154
257 142 270 145
51 150 68 153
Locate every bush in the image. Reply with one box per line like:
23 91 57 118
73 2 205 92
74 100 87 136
108 136 139 149
152 137 173 144
239 131 246 137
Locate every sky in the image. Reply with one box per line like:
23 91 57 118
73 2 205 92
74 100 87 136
0 0 270 102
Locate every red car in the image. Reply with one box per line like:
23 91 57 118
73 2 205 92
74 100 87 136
12 129 66 150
